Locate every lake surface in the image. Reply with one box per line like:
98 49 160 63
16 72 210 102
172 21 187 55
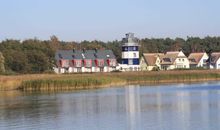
1 82 220 130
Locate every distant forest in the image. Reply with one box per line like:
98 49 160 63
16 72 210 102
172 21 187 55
0 35 220 74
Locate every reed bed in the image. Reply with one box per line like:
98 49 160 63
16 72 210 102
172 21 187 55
1 70 220 91
19 76 123 91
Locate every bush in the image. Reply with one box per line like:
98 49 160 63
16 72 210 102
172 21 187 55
152 66 160 71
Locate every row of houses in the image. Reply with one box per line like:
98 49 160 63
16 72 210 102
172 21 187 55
54 49 117 73
140 50 220 71
54 33 220 73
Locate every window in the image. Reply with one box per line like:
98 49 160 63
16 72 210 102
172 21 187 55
98 60 104 66
128 59 133 65
182 59 184 61
177 65 183 68
62 60 69 67
163 58 171 62
122 47 128 51
85 60 92 67
133 53 137 58
179 59 181 61
133 47 136 51
189 58 196 62
109 59 116 66
75 60 81 67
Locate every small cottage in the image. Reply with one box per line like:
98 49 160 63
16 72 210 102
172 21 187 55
188 52 209 68
160 50 189 70
208 52 220 69
140 53 164 71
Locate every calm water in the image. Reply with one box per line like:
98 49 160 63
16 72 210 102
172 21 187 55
1 82 220 130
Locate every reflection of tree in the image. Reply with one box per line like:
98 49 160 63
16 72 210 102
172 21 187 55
0 92 60 128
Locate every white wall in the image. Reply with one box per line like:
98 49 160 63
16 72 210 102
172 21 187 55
175 57 190 69
216 59 220 69
197 53 209 67
122 52 139 59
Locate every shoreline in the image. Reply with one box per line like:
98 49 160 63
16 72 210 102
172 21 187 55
1 70 220 91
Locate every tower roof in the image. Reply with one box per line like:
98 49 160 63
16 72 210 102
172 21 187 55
122 33 139 46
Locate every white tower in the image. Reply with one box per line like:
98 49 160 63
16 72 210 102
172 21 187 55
120 33 140 71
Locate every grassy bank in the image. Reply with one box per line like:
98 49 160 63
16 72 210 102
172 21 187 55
1 70 220 91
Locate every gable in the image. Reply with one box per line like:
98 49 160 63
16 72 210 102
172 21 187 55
142 53 163 66
178 51 186 57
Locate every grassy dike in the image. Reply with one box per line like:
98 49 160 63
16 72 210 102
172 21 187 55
0 70 220 91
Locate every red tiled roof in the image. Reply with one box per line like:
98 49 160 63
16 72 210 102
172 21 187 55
211 52 220 64
188 53 205 65
143 53 164 66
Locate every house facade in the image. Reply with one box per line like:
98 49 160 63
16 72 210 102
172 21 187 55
208 52 220 69
54 49 117 73
188 52 209 68
140 53 164 71
160 50 190 70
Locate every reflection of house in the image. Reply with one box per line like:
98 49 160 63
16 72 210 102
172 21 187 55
188 52 208 68
140 53 164 71
160 50 189 70
54 49 117 73
208 52 220 69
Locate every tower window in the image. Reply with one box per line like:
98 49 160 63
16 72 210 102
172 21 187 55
133 53 137 58
128 59 133 65
133 47 136 51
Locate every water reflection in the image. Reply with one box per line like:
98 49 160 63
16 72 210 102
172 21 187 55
125 85 141 130
0 82 220 130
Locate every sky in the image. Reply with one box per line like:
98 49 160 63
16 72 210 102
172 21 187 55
0 0 220 41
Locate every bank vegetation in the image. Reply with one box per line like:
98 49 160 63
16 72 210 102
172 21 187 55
0 70 220 91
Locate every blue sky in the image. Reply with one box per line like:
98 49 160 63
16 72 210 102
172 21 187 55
0 0 220 41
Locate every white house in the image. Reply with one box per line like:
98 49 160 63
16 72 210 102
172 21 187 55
208 52 220 69
188 52 209 68
140 53 164 71
160 50 190 70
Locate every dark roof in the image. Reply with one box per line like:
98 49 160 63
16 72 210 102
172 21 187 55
55 49 116 67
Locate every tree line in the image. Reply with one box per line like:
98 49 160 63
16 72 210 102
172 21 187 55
0 35 220 74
